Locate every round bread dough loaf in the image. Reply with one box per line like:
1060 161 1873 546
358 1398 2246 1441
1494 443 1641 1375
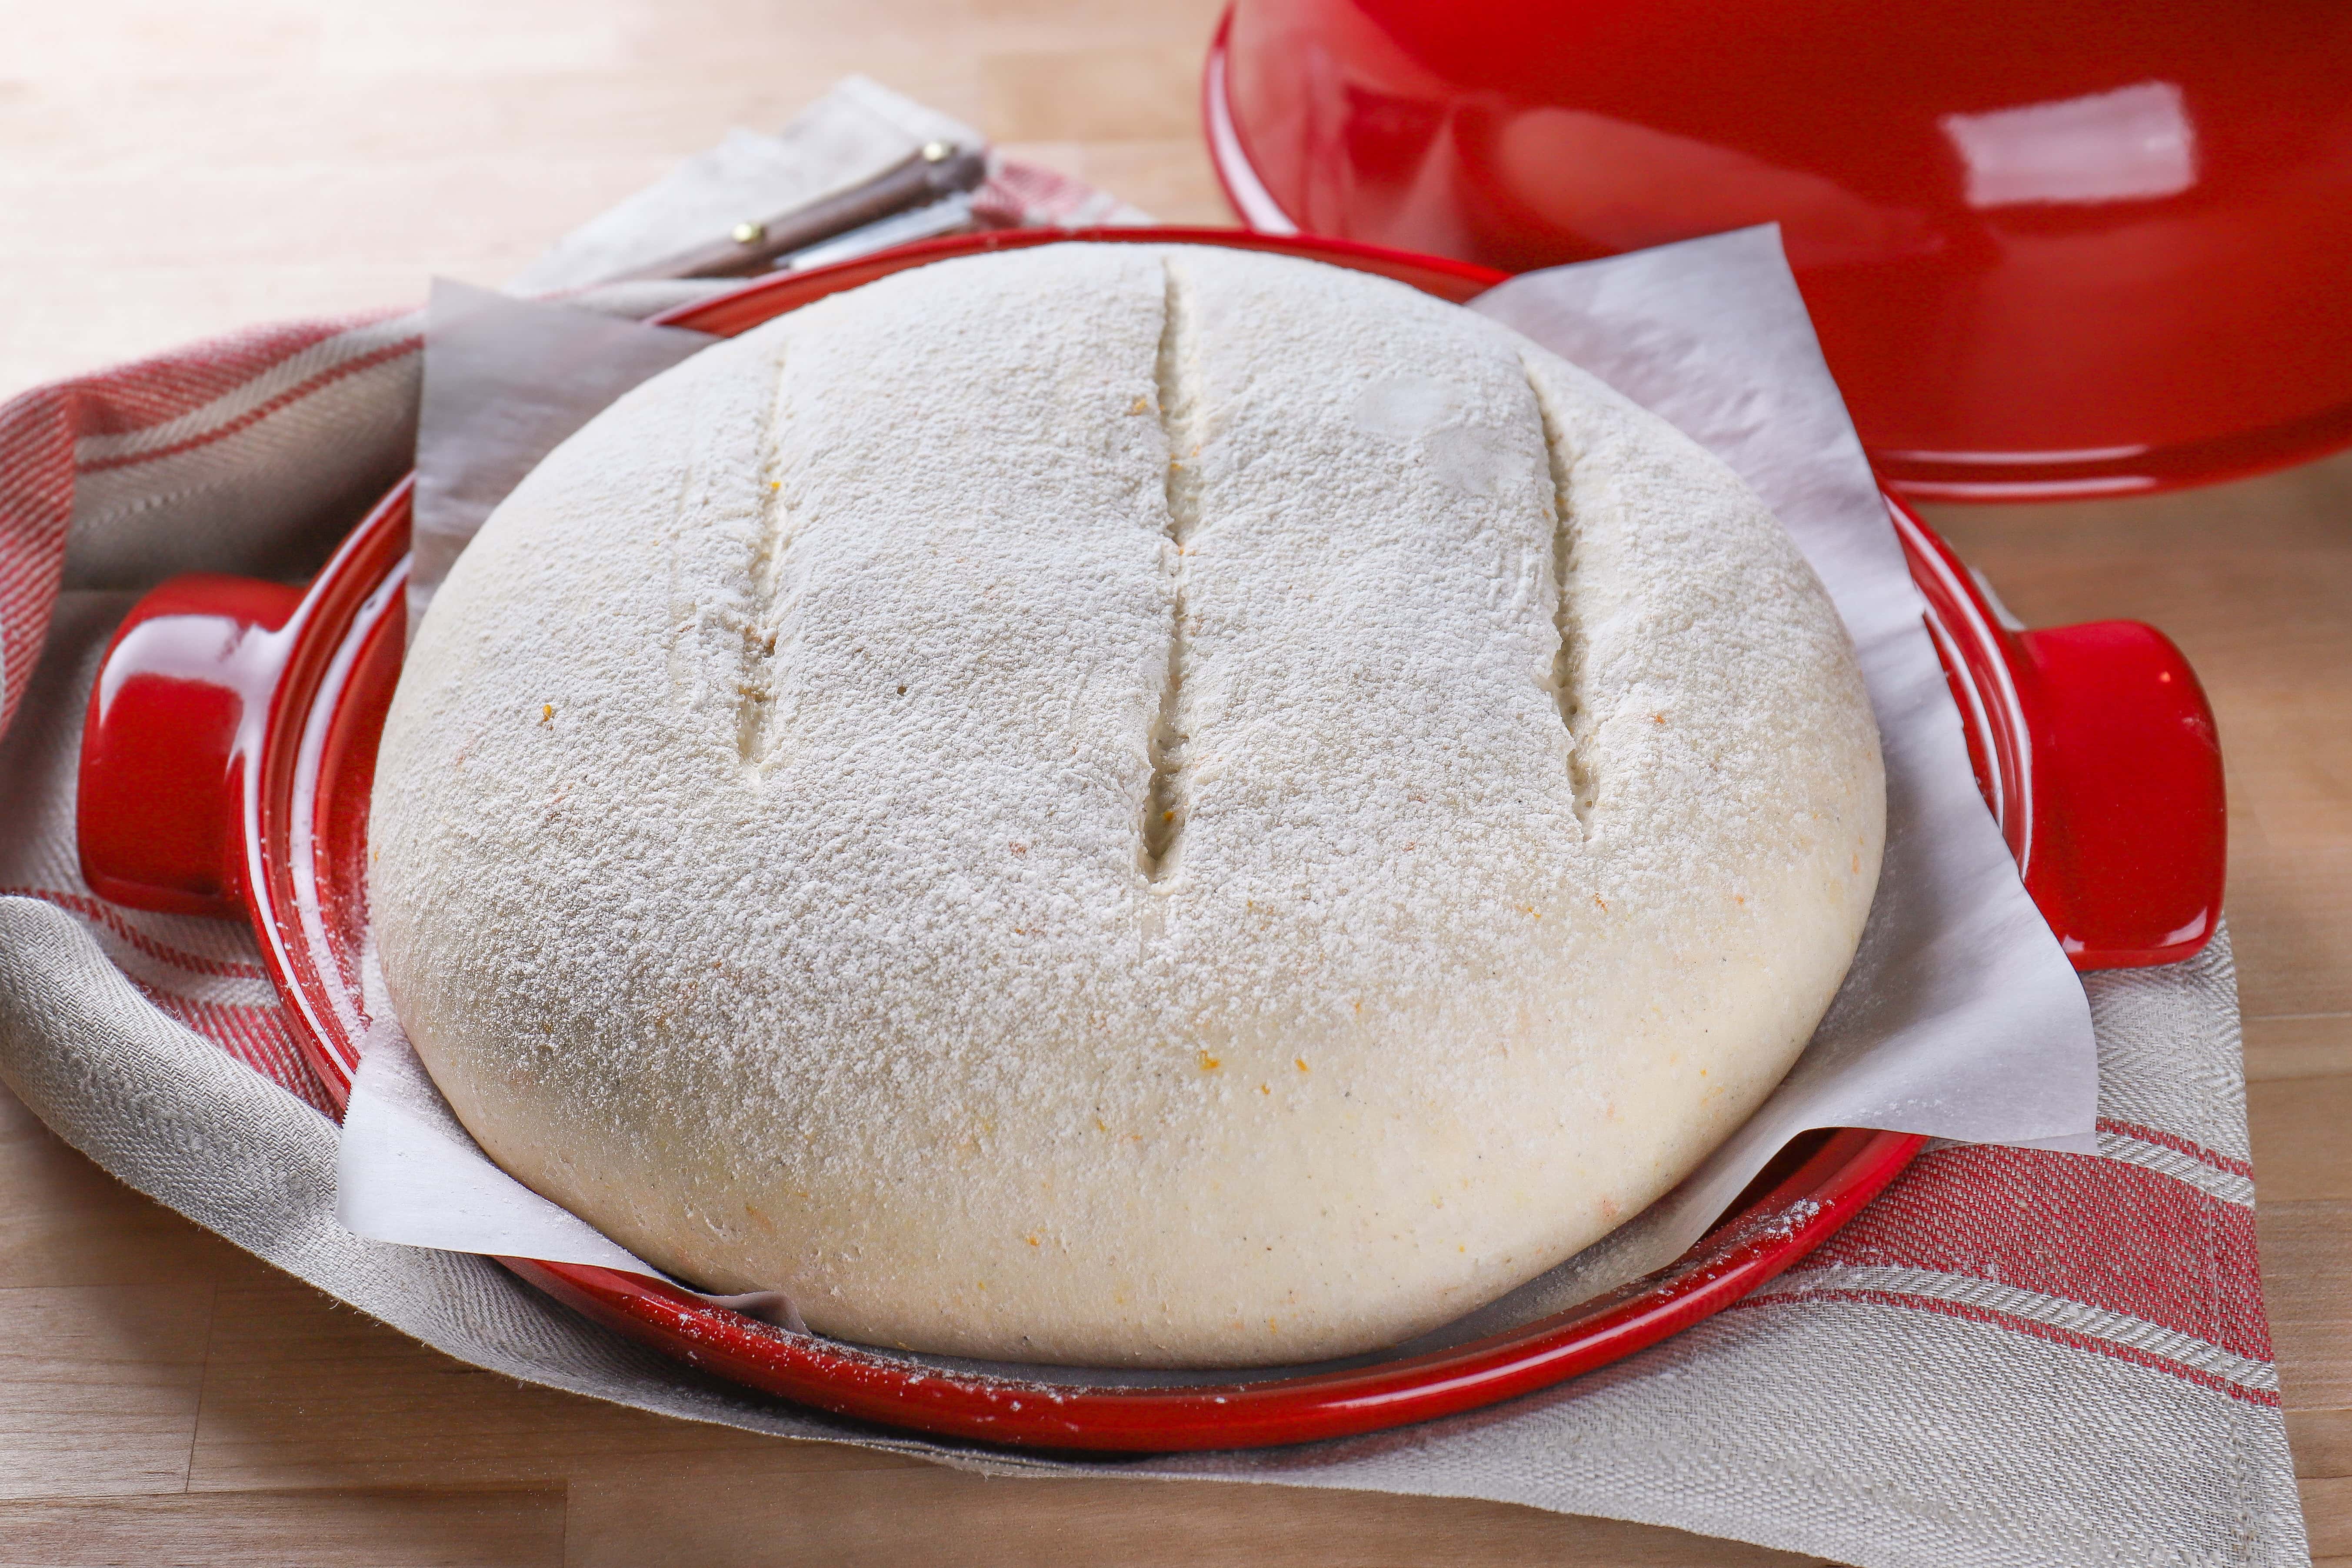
371 243 1883 1368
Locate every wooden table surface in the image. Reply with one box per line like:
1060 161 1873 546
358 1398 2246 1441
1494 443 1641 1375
4 2 2347 1562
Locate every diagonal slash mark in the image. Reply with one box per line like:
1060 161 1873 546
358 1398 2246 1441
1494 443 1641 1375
736 350 799 772
1526 360 1595 827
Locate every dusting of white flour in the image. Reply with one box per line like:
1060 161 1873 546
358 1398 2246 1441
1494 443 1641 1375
369 244 1884 1367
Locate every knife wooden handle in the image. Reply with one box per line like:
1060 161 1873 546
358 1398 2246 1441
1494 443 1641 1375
615 142 989 283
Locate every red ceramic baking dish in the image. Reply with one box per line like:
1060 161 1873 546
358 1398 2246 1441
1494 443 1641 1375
73 227 2225 1452
1203 2 2352 501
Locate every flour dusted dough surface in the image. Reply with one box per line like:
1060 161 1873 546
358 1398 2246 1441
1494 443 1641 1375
370 243 1884 1367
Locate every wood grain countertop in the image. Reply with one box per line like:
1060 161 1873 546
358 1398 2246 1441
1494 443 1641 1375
3 1 2345 1561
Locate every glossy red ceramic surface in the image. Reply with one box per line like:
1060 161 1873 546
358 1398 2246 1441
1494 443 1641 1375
77 574 303 919
1888 498 2225 966
76 228 2220 1451
1207 2 2352 499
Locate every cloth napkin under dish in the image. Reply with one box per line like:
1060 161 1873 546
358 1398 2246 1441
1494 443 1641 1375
0 80 2307 1568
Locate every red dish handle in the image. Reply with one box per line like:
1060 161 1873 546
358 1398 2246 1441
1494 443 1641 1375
2013 622 2226 966
1890 499 2225 968
76 573 303 919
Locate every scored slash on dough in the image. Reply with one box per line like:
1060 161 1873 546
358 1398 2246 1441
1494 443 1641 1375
736 353 800 772
1141 260 1203 881
1526 358 1596 827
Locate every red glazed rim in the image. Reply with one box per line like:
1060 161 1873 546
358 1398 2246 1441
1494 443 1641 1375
75 226 2222 1452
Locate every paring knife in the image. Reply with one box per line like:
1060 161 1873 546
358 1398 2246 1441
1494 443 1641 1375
614 140 990 283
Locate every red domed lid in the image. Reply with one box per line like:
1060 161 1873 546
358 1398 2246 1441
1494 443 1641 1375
1207 0 2352 499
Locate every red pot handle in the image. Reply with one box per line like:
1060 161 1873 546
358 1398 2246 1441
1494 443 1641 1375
2007 620 2225 967
77 573 303 919
1891 499 2225 969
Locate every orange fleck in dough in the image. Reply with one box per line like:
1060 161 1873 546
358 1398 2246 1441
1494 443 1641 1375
540 703 553 724
1198 1052 1221 1071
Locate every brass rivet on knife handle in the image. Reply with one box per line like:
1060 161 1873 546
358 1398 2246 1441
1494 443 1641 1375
613 143 991 284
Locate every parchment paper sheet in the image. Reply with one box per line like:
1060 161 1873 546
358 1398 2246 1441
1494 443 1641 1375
340 224 2098 1365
